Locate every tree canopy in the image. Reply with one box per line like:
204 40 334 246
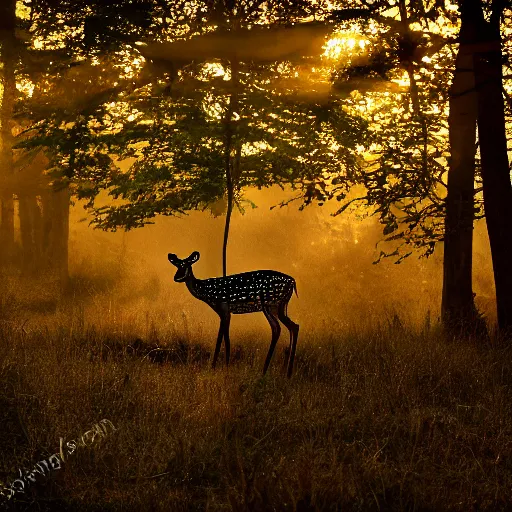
17 0 369 232
7 0 512 281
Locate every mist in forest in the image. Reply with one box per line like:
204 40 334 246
59 185 496 342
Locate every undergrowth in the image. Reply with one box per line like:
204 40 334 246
1 311 512 511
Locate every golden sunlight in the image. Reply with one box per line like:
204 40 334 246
201 92 225 120
322 34 368 61
0 2 506 512
200 62 229 81
391 71 410 89
16 79 35 98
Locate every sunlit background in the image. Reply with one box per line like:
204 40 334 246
1 0 495 343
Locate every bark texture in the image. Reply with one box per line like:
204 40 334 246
472 4 512 334
441 5 484 335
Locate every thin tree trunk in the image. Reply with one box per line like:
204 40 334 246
0 197 14 263
18 193 35 273
18 193 43 274
50 185 70 293
398 0 430 190
222 114 233 278
222 58 239 278
41 190 53 266
0 0 17 266
441 37 483 334
473 1 512 334
33 194 43 264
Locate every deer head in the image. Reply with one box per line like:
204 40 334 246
168 252 200 282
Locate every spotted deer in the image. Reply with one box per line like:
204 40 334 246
168 252 299 377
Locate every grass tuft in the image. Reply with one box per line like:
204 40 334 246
1 308 512 511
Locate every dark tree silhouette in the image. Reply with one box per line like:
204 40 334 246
471 0 512 335
0 0 16 266
441 0 484 335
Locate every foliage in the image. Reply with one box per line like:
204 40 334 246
28 0 154 53
14 0 510 260
332 45 455 261
16 0 368 231
294 2 467 261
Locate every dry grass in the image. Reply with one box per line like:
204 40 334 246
1 301 512 511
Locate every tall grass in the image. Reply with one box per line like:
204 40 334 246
1 300 512 511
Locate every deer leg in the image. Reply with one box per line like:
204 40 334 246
262 307 281 375
212 320 224 369
224 311 231 366
278 303 299 378
212 304 230 369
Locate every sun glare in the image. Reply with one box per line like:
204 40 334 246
323 34 368 61
201 62 228 81
391 71 410 89
16 79 35 98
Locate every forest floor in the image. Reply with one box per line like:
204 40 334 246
1 298 511 511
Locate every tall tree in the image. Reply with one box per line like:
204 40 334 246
0 0 16 267
323 2 494 334
441 0 483 334
222 58 239 277
470 0 512 334
326 0 512 335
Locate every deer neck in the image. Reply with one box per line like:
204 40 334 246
184 269 201 299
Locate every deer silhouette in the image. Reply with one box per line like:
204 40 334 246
168 251 299 377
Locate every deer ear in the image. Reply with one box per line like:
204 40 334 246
168 253 179 266
187 251 200 264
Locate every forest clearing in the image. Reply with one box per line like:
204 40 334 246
0 209 506 511
2 0 512 509
1 295 511 511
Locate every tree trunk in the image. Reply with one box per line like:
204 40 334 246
222 58 239 278
18 193 44 274
222 115 234 278
473 5 512 334
51 186 70 293
441 32 483 335
18 193 35 272
41 190 53 266
38 186 70 292
0 0 17 266
0 197 14 264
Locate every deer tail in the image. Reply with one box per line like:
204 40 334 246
293 280 298 298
